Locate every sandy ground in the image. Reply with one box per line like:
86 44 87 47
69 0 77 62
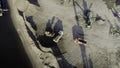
31 0 120 68
9 0 60 68
8 0 120 68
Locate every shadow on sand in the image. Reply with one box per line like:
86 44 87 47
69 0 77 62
72 0 93 67
72 25 94 68
18 10 41 49
17 10 51 53
37 16 76 68
26 16 37 31
73 0 93 27
28 0 40 7
37 34 76 68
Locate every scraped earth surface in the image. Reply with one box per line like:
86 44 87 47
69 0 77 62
17 0 120 68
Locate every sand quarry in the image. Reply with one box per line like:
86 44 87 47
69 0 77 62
5 0 120 68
